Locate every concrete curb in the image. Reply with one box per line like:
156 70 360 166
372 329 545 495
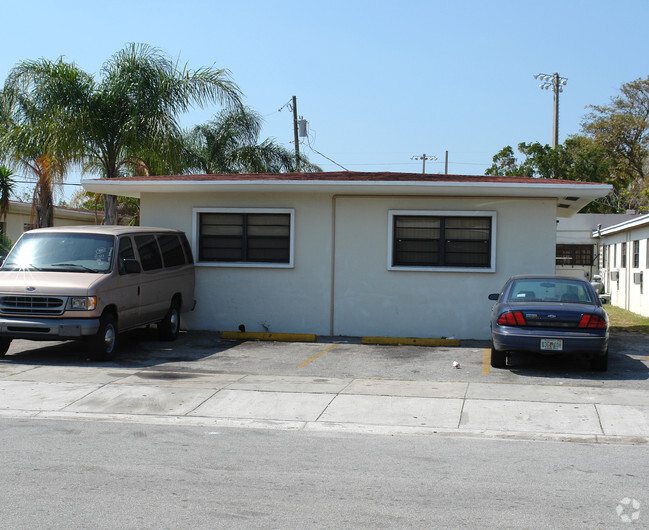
221 331 317 342
4 410 647 445
221 331 461 347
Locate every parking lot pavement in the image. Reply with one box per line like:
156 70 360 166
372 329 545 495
0 330 648 442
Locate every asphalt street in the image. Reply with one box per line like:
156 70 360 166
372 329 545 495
0 329 647 443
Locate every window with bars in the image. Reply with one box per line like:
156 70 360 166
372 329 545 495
555 244 594 266
622 242 627 268
391 214 492 268
197 210 293 265
633 240 640 268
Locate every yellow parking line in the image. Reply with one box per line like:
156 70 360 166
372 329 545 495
298 344 338 368
482 348 491 374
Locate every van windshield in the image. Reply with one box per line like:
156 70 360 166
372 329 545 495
1 232 115 273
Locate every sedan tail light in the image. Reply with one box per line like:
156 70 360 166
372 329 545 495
578 314 607 329
497 311 526 326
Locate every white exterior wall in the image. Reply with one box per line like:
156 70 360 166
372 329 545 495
3 204 103 245
599 225 649 317
140 193 557 339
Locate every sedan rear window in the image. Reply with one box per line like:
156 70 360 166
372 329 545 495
507 279 594 303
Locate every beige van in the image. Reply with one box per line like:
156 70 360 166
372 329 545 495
0 226 195 360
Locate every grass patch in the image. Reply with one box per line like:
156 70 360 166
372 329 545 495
604 304 649 333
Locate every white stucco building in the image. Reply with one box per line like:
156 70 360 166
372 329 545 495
83 172 611 340
555 213 639 280
594 214 649 317
1 201 105 245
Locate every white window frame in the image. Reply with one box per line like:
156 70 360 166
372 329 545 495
193 207 295 268
387 210 497 273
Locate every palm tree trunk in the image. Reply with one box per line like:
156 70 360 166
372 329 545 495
104 194 118 225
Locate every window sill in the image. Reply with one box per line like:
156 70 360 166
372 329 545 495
196 262 294 269
388 265 495 273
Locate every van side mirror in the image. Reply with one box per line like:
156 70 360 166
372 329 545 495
488 293 499 301
122 259 141 274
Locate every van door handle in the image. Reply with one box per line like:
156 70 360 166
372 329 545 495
137 286 140 296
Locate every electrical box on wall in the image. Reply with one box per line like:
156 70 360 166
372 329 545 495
611 271 619 281
633 272 643 284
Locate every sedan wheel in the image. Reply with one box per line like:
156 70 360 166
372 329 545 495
490 347 507 368
590 349 608 372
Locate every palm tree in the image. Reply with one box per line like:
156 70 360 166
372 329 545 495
0 165 16 226
181 106 320 174
6 43 242 224
0 84 66 228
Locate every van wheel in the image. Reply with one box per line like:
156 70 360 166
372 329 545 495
89 314 118 361
0 338 11 356
158 299 180 341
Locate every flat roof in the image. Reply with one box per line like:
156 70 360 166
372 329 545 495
593 213 649 237
81 171 613 217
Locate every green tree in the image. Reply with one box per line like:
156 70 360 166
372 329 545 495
581 75 649 210
0 165 16 225
0 84 67 228
70 190 140 226
181 107 319 174
485 145 529 176
6 43 242 224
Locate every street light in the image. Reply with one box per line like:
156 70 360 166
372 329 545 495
533 72 567 148
411 153 437 174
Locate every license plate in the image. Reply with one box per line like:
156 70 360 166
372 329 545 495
541 339 563 351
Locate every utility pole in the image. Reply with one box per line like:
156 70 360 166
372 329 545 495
410 153 437 174
534 72 568 148
292 95 300 172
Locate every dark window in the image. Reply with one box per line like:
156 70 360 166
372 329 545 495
392 215 491 268
199 212 291 263
602 245 607 268
633 240 640 268
118 236 136 275
157 234 186 267
622 242 627 268
180 233 194 264
613 245 617 268
135 235 163 271
555 244 594 266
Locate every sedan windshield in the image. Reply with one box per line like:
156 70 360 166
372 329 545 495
1 232 114 273
507 278 595 304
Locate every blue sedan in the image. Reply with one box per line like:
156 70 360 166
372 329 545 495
488 275 609 371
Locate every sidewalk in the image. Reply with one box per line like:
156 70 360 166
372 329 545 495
1 363 649 443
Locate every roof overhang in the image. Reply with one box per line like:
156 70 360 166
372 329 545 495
592 213 649 237
81 174 612 218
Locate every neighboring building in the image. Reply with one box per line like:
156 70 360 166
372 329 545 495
83 172 611 340
555 213 640 280
1 201 105 244
594 214 649 317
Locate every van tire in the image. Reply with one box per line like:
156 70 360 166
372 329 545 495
89 314 118 361
0 338 11 356
158 299 180 341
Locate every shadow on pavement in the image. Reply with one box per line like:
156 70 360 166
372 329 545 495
0 329 240 370
506 331 649 381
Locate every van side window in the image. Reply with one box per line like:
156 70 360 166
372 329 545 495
118 236 136 275
135 235 163 271
158 235 186 267
180 233 194 264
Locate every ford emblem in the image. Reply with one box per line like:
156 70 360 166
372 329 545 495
26 287 36 292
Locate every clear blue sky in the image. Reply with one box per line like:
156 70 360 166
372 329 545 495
2 0 648 200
